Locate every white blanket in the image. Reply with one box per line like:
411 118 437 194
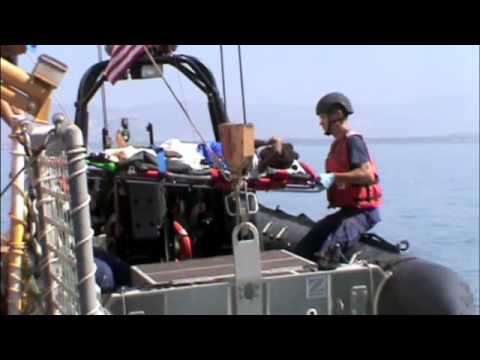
103 146 156 163
159 138 208 171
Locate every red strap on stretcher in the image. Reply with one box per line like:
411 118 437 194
299 161 319 181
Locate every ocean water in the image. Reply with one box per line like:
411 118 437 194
1 140 479 313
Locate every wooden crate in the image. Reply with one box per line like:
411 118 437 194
219 123 255 173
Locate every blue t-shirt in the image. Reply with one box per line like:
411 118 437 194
346 135 381 222
347 135 370 170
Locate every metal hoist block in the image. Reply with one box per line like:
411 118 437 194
232 222 263 315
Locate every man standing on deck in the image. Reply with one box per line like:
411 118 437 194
294 92 383 267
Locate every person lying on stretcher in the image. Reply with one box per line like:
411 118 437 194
250 137 300 178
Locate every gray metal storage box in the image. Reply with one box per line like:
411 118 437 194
104 250 387 315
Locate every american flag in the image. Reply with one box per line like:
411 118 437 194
103 45 152 84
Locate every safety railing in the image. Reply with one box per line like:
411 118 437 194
28 115 100 315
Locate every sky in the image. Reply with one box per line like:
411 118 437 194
6 45 480 142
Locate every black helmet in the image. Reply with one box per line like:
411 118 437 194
316 92 354 116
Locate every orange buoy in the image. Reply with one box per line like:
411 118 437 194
173 221 193 260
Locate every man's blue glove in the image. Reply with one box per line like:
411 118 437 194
318 173 336 189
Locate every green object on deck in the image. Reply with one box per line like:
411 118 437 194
87 160 118 172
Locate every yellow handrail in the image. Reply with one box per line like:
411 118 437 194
1 50 67 314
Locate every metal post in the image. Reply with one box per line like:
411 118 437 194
61 119 99 315
97 46 109 133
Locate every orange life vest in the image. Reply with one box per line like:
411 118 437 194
325 131 383 209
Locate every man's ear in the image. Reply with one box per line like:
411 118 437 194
328 110 340 122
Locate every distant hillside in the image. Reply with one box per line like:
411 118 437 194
287 133 480 145
81 95 478 143
1 96 478 149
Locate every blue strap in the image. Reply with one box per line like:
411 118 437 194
155 149 167 173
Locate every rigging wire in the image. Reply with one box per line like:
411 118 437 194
237 45 247 125
219 45 227 115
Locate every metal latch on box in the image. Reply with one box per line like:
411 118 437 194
350 285 369 315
